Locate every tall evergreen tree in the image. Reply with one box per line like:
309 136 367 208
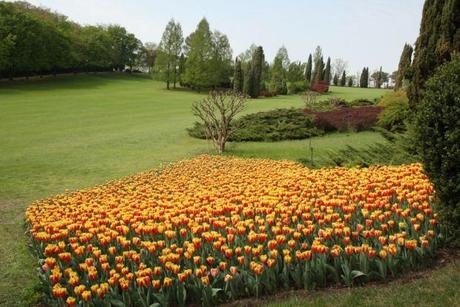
333 73 339 86
156 19 183 89
394 43 413 90
233 58 243 92
408 0 460 107
243 61 253 95
324 57 331 84
316 57 325 81
183 18 214 90
340 70 346 86
250 46 265 98
347 76 353 87
270 47 289 95
360 67 369 88
312 46 324 82
365 67 369 87
183 18 232 90
375 66 383 88
305 54 312 84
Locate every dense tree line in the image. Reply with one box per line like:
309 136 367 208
0 1 146 78
2 1 388 96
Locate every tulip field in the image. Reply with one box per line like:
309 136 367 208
27 155 440 306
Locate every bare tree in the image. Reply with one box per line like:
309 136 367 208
302 91 322 111
192 91 247 154
332 58 348 79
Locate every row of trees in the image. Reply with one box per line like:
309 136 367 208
154 17 396 95
0 2 155 78
1 2 393 91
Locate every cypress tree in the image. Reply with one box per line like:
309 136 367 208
319 56 325 81
364 67 369 88
375 66 383 88
359 67 366 87
233 58 243 92
333 73 339 86
312 46 323 82
324 57 331 84
305 54 312 84
243 61 254 96
408 0 460 108
340 70 346 86
250 46 264 98
347 77 353 87
359 67 369 88
394 43 413 90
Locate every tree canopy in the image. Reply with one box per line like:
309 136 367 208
155 19 184 89
182 18 232 90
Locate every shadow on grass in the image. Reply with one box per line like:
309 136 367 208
0 72 153 94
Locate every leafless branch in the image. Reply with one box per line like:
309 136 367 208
192 90 246 154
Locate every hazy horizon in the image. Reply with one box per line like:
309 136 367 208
16 0 424 74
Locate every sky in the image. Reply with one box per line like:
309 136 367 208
19 0 425 74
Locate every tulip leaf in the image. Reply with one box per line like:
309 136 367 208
110 299 126 307
212 287 223 297
351 270 367 279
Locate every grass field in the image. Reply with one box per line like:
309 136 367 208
1 73 457 306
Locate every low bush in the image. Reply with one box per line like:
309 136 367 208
322 98 376 108
321 97 348 108
188 108 322 142
287 81 308 94
377 90 410 131
348 98 375 106
260 90 277 97
311 80 329 93
306 106 383 132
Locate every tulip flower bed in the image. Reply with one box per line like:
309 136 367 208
27 155 440 306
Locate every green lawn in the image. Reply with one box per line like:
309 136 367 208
226 131 384 165
1 73 456 306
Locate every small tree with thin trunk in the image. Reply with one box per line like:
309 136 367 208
192 91 246 154
302 91 322 111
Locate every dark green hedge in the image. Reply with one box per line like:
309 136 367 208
415 56 460 233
